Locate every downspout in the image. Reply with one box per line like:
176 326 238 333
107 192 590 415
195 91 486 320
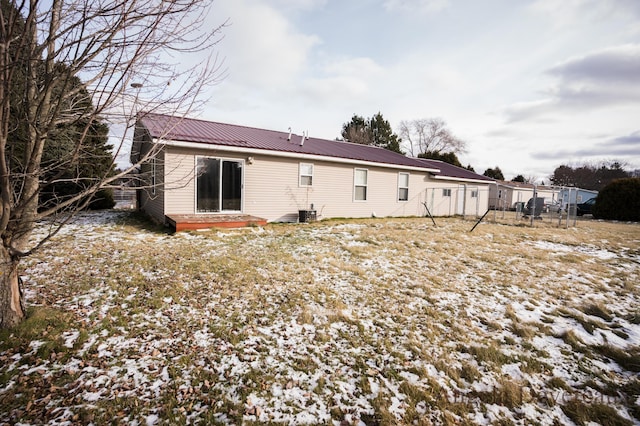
462 184 467 219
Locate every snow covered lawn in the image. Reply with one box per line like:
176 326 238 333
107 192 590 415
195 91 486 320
2 211 639 425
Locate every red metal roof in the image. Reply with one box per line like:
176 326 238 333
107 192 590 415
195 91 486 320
138 114 494 183
138 113 438 171
416 159 496 182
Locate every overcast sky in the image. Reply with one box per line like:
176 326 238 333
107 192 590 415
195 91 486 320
193 0 640 181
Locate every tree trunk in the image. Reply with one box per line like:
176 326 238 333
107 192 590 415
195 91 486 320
0 247 25 328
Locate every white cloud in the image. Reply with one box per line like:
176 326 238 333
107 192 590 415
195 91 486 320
502 44 640 122
300 76 370 104
269 0 328 12
196 1 640 178
548 44 640 86
532 129 640 162
213 0 320 88
383 0 451 14
529 0 640 26
322 57 384 79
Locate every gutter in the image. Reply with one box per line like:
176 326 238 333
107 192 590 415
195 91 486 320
431 175 496 185
158 138 441 174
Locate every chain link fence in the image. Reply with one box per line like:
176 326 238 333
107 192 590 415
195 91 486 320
422 185 581 229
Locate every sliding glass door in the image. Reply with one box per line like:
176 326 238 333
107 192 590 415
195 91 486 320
196 158 242 212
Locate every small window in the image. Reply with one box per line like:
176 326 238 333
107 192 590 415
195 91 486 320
471 190 478 198
443 188 451 197
398 173 409 201
354 168 368 201
299 163 313 186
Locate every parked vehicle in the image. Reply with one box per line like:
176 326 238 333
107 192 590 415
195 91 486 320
523 197 545 218
576 198 596 216
523 197 561 217
543 200 562 214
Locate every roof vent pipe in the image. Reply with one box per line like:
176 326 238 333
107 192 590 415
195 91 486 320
287 127 292 142
300 131 307 146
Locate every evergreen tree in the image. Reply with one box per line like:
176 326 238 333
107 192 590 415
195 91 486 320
512 175 526 183
1 0 224 328
341 112 403 154
5 35 115 211
483 167 504 180
369 112 403 154
592 178 640 221
418 150 463 167
1 0 148 223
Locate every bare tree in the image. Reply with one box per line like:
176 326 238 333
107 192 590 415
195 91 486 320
398 118 466 157
0 0 225 328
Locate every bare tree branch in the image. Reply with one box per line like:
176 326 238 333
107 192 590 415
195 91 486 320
0 0 226 327
398 118 467 157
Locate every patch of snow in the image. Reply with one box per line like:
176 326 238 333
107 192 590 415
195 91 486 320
531 241 618 260
83 391 103 402
62 331 80 348
145 414 159 426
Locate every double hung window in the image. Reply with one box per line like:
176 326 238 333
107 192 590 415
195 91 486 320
354 169 368 201
398 173 409 201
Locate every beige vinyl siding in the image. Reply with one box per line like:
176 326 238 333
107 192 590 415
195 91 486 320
158 145 490 222
163 148 246 215
161 146 430 222
243 156 428 221
511 189 532 207
424 181 490 217
536 188 558 202
475 186 490 216
424 181 458 216
163 149 198 214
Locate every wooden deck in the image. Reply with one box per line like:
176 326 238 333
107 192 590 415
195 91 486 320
166 214 268 232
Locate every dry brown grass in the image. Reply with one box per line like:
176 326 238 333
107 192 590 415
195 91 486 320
2 212 638 425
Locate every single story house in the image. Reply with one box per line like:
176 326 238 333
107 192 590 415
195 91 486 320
557 187 598 209
489 180 559 210
130 113 495 230
416 159 495 217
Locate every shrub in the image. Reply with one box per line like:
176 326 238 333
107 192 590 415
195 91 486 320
592 178 640 221
89 188 116 210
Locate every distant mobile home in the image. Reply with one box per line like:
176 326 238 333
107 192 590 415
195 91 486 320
131 114 495 230
489 180 559 210
558 187 598 209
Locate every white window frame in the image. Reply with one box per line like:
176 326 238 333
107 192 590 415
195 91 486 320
398 172 409 202
194 155 245 214
470 189 478 198
151 155 157 195
299 163 314 187
442 188 452 197
354 168 368 201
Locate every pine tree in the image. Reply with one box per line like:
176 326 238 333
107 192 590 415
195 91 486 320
483 167 504 180
341 112 404 154
418 151 463 167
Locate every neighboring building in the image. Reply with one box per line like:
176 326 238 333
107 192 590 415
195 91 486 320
131 114 494 229
558 187 598 209
417 159 495 217
489 180 559 210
